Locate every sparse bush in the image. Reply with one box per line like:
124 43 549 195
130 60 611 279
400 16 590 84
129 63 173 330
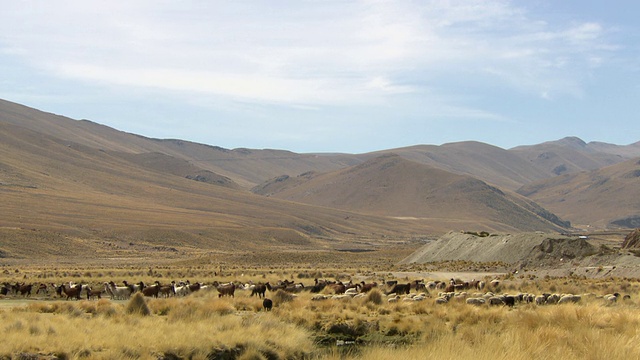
365 289 383 305
273 290 294 305
125 293 151 316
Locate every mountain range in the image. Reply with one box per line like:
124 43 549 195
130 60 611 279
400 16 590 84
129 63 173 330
1 98 639 258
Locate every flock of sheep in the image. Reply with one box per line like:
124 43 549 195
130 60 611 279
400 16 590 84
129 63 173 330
1 278 631 310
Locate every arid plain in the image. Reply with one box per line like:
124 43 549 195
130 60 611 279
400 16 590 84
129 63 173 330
2 98 640 359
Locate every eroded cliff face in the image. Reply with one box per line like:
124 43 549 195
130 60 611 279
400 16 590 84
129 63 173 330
622 228 640 249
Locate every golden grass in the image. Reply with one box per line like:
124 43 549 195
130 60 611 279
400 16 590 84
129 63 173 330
2 298 313 359
2 266 640 359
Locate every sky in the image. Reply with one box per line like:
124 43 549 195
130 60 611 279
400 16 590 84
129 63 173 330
1 1 639 154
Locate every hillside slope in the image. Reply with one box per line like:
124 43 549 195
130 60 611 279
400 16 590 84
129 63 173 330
0 99 356 188
0 110 438 260
510 137 634 177
253 154 570 232
365 142 551 190
4 99 640 191
517 158 640 229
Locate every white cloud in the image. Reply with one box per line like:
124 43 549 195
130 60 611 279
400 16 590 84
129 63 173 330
0 1 620 109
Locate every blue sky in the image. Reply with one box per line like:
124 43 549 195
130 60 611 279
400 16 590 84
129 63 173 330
1 1 638 153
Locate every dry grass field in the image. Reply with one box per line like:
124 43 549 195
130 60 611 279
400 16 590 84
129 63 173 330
1 260 640 360
3 97 640 359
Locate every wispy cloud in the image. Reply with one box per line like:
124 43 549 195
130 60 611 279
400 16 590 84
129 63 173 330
1 0 634 153
0 1 617 108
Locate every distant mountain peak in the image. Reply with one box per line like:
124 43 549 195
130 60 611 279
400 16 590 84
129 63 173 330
558 136 587 148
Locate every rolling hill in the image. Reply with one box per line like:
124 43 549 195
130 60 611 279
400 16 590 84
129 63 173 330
0 100 436 260
509 136 634 177
517 157 640 229
1 98 638 261
253 154 569 232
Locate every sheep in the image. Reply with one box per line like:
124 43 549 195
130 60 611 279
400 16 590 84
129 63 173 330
283 283 305 293
105 281 133 300
435 297 448 304
604 293 620 303
344 288 359 296
545 294 560 305
240 282 255 291
326 282 347 295
411 280 426 292
215 282 236 298
535 295 547 305
141 282 161 298
309 279 327 293
385 280 398 288
359 281 378 293
388 295 400 303
13 283 33 297
251 283 267 298
477 281 486 291
263 298 273 311
385 283 411 296
523 294 535 303
185 280 202 293
86 286 102 300
158 283 176 298
466 297 486 306
503 295 516 307
488 296 505 306
35 283 49 296
557 294 581 304
174 282 191 297
123 281 143 293
57 283 82 300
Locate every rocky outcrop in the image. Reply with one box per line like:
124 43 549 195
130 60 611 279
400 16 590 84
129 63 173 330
622 228 640 249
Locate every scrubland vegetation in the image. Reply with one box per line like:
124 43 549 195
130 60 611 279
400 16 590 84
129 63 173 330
1 265 640 359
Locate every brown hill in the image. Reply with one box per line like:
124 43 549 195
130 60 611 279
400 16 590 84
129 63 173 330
253 154 569 232
517 157 640 229
587 140 640 158
0 101 440 260
6 98 638 192
509 137 635 177
1 97 637 262
361 138 640 191
364 142 551 190
0 99 356 189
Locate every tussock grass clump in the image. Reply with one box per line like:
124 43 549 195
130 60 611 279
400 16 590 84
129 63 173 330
237 347 267 360
125 292 151 316
272 290 294 305
95 299 118 317
203 299 236 316
165 298 236 322
364 289 383 305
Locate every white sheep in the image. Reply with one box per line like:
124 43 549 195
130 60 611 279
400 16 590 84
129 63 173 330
488 296 505 306
435 297 448 304
466 297 486 306
558 294 581 304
